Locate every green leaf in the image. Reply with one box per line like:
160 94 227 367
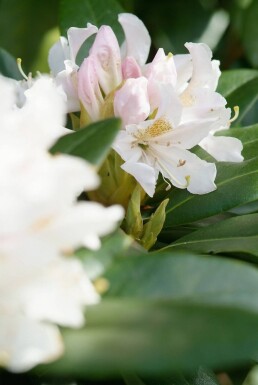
165 157 258 227
241 0 258 68
163 213 258 257
217 70 258 126
217 69 258 98
39 299 258 377
104 252 258 313
50 118 121 166
0 47 22 80
59 0 124 40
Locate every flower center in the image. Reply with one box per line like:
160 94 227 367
136 118 172 141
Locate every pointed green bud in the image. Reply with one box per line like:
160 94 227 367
123 184 144 240
140 198 169 250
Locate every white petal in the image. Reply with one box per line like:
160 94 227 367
200 135 244 162
150 119 216 150
172 147 217 194
181 88 227 122
173 53 192 93
0 316 63 372
48 37 70 76
40 202 124 251
119 13 151 66
121 161 156 197
185 42 220 91
113 130 142 162
155 84 182 128
67 24 98 63
145 48 177 87
54 60 80 113
22 258 99 327
150 145 217 193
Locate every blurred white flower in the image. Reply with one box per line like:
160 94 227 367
0 75 123 372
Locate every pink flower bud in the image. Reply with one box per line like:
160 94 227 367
90 26 122 95
122 57 142 79
114 77 150 126
78 56 104 121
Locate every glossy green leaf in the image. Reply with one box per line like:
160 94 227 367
50 118 121 166
217 70 258 125
165 157 258 227
163 213 258 257
104 252 258 313
0 47 22 80
123 367 219 385
39 299 258 377
217 69 258 98
59 0 124 40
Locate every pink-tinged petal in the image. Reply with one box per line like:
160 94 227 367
122 56 142 79
145 48 177 87
185 42 220 91
90 25 122 95
78 56 104 121
67 23 98 63
200 135 244 162
121 161 156 197
114 77 150 125
48 37 70 76
119 13 151 66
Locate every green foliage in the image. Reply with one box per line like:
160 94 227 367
40 299 258 377
163 213 258 257
50 118 121 167
0 48 22 80
59 0 124 40
0 0 58 72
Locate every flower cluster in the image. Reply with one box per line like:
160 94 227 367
49 13 243 197
0 75 123 372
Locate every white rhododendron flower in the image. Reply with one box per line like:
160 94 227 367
49 13 243 197
0 75 123 372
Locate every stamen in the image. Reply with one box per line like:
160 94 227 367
229 106 239 123
17 58 28 80
137 118 172 140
